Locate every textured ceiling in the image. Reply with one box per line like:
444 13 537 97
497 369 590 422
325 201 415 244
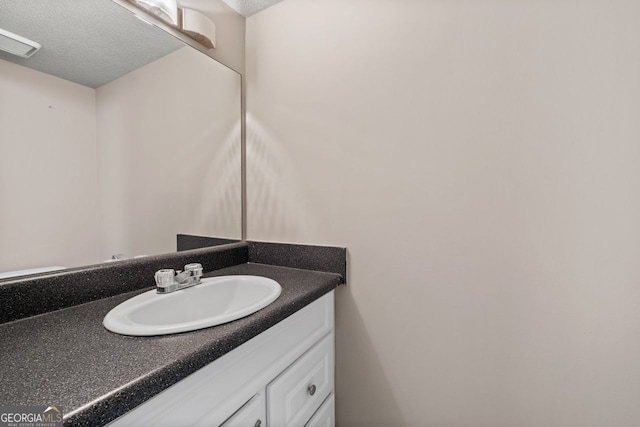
220 0 286 17
0 0 184 88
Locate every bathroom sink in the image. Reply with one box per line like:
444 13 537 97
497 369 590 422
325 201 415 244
103 275 282 336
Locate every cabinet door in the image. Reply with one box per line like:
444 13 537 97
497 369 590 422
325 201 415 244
305 394 335 427
267 332 334 427
221 392 266 427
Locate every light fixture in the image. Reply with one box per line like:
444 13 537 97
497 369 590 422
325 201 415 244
127 0 216 50
0 28 41 58
131 0 178 25
180 7 216 49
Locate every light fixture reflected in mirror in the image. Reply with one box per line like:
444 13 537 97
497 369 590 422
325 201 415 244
132 0 178 25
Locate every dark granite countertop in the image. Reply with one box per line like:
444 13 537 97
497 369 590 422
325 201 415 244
0 263 342 426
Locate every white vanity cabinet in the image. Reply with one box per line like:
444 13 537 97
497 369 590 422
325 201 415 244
109 291 335 427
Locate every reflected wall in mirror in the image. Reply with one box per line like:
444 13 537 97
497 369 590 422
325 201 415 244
0 0 242 276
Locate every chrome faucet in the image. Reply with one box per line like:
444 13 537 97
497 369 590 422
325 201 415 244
154 263 203 294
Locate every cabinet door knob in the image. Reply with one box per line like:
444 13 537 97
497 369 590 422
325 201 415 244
254 420 261 427
308 384 317 396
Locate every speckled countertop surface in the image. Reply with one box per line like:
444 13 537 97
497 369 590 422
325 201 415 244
0 263 342 426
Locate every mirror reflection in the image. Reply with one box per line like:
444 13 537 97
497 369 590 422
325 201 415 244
0 0 242 277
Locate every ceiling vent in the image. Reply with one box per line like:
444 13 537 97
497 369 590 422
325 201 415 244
0 28 41 58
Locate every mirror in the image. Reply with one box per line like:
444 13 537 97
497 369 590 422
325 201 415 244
0 0 242 277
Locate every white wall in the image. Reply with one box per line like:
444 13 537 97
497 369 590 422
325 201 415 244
0 59 99 271
96 47 241 261
245 1 640 425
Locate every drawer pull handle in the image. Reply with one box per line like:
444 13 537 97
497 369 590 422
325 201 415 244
254 420 261 427
308 384 317 396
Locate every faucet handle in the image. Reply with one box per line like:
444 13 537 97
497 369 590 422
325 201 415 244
184 263 203 278
155 269 177 293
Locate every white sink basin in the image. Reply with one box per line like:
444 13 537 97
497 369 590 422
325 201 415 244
103 275 282 336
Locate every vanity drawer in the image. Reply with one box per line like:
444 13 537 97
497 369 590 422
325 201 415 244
267 332 334 427
305 393 335 427
221 391 265 427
